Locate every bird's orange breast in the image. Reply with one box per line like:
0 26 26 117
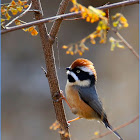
65 84 98 119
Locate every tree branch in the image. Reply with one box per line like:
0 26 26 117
31 0 70 140
92 114 139 140
1 0 139 34
1 12 79 34
97 0 139 10
49 0 70 41
112 28 139 60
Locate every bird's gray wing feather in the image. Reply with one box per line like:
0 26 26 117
75 85 107 121
74 85 123 140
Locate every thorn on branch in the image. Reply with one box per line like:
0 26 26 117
41 66 48 77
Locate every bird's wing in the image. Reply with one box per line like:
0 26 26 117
76 85 107 121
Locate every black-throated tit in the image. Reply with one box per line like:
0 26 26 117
65 58 123 140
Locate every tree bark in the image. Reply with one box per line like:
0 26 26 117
31 0 70 140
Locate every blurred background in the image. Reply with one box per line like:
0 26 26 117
1 0 139 140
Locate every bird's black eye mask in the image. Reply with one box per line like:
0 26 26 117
72 68 96 85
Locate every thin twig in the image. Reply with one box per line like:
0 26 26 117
112 28 139 60
5 2 32 28
1 12 79 34
64 17 83 20
23 9 41 13
49 0 70 41
41 66 48 77
97 0 139 10
92 114 139 140
1 0 139 34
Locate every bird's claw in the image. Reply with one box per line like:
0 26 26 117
66 122 71 128
52 90 64 102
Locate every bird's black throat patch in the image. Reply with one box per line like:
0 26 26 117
68 74 75 83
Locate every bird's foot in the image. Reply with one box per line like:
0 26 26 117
53 90 64 102
53 90 72 109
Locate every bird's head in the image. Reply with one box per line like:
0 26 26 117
66 58 97 87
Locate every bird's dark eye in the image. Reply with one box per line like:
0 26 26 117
76 70 80 73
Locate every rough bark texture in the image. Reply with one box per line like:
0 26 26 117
31 0 70 140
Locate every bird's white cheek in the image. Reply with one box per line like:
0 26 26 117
67 71 78 81
75 80 90 87
67 79 90 87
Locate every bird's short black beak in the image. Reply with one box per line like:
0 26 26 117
66 67 71 71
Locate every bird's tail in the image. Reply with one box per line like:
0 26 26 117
104 121 123 140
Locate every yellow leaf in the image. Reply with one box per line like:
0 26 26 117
100 39 105 43
66 51 70 54
81 12 87 19
113 21 119 27
78 50 83 56
49 126 53 130
84 46 89 50
1 7 6 15
109 37 115 43
17 6 23 12
74 9 79 13
79 5 83 11
18 0 24 6
71 0 77 4
90 18 95 23
15 20 21 25
116 44 124 49
22 28 29 32
81 38 86 43
102 24 107 30
86 16 90 22
62 45 68 49
5 12 11 20
58 130 65 134
96 26 101 31
88 12 93 18
70 51 74 55
120 16 127 22
88 6 105 17
110 42 115 51
28 26 34 32
22 1 28 5
1 18 5 22
64 132 70 137
94 131 99 136
11 0 16 6
112 13 121 20
70 6 77 12
123 23 129 27
24 5 29 9
31 29 38 36
10 8 18 15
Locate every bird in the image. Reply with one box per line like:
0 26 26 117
65 58 123 140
